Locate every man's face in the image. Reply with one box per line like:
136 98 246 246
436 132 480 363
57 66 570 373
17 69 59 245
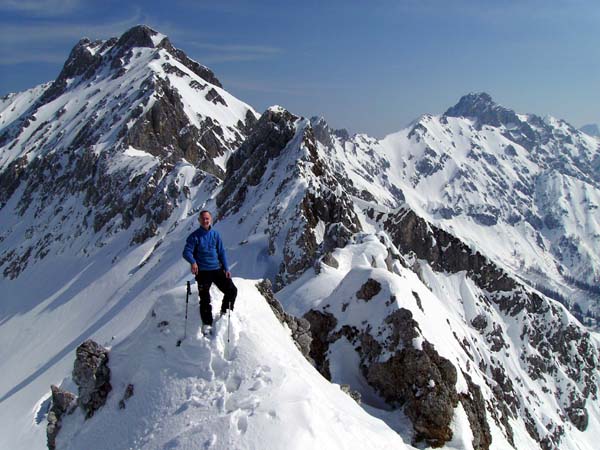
199 212 212 230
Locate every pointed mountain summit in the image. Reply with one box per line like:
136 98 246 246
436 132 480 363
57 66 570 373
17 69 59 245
444 92 522 129
380 93 600 327
0 24 257 279
39 25 221 107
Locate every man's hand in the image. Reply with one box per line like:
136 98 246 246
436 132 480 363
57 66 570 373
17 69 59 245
191 263 198 275
225 271 232 279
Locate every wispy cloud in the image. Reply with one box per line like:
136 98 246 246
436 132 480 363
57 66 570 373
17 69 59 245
0 10 145 65
0 0 83 17
0 13 144 44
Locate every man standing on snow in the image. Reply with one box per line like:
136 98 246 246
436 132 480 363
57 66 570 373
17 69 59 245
183 210 237 334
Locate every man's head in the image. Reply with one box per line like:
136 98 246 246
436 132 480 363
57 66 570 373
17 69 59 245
199 210 212 230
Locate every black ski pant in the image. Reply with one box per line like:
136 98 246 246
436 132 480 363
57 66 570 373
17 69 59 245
196 269 237 325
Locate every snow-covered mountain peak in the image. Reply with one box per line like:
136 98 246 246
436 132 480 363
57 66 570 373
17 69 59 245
444 92 521 129
0 25 257 280
379 95 600 327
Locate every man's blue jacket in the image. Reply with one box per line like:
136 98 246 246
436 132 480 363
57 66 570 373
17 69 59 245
182 226 229 271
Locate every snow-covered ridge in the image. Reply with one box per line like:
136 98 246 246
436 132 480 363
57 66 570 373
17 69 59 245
53 280 412 450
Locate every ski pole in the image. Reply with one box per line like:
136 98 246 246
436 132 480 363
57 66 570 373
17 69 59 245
227 308 231 344
184 280 191 339
177 281 191 347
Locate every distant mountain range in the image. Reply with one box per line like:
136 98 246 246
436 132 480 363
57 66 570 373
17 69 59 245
1 25 599 450
580 123 600 137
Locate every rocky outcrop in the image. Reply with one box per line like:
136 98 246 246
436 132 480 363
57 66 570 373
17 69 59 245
118 384 135 410
459 373 492 450
257 279 312 360
124 77 246 177
0 155 28 208
73 340 112 419
383 208 515 292
364 309 459 447
356 278 381 301
382 206 599 447
46 385 77 450
303 309 338 379
444 92 521 130
45 340 112 449
305 304 470 448
217 107 299 214
217 107 362 290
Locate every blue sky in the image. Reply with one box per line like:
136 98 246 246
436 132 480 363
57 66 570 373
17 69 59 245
1 0 598 137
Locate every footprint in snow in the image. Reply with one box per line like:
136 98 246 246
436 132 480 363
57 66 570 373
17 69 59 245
225 373 242 393
249 365 273 390
203 434 217 449
231 410 249 434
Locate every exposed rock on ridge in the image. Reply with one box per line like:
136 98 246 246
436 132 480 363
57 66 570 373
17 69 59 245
380 207 598 448
45 340 112 450
217 106 362 289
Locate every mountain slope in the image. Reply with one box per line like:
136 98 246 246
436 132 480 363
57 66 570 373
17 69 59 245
0 25 255 450
53 280 412 450
203 104 600 449
357 93 600 325
0 24 257 280
1 25 600 450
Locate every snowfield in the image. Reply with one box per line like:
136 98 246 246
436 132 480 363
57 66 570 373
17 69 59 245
54 280 413 450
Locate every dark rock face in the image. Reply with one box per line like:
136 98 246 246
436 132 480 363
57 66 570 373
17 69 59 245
217 108 362 289
444 93 521 130
257 279 312 360
356 278 381 301
303 309 338 379
114 24 156 51
0 155 28 208
124 77 242 178
217 108 299 213
118 384 135 410
367 345 458 447
383 208 515 292
382 206 599 447
46 385 77 450
72 340 112 419
365 310 459 447
39 38 104 105
459 373 492 450
305 305 468 448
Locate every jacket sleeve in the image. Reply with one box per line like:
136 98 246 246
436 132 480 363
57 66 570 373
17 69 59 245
215 232 229 271
182 233 196 264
